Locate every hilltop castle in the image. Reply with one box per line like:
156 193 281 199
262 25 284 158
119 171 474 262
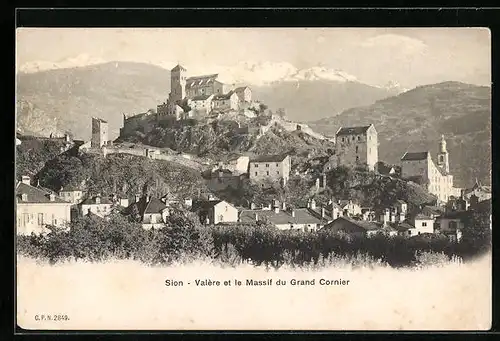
157 64 253 120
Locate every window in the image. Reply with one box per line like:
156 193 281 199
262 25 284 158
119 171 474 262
38 213 44 226
266 171 269 176
356 146 359 153
422 222 427 227
254 164 258 168
352 136 355 141
23 213 29 227
52 214 55 225
219 215 224 222
277 171 280 175
266 164 269 167
356 156 359 162
358 136 361 141
342 137 345 142
255 172 258 176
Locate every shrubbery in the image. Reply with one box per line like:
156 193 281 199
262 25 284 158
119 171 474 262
17 212 491 268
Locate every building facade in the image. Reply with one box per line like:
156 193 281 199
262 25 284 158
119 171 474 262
192 199 239 225
79 195 114 217
212 91 239 111
332 124 378 171
249 154 291 186
400 136 457 204
58 186 84 204
16 176 72 235
91 117 108 148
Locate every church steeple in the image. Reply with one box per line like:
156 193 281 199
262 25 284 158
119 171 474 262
437 134 449 173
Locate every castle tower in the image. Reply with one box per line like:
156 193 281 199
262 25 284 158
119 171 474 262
170 64 187 104
91 117 108 148
436 134 449 173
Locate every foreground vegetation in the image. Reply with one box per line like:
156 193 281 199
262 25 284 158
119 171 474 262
17 211 491 269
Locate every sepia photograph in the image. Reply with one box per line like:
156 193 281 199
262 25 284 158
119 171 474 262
15 27 492 330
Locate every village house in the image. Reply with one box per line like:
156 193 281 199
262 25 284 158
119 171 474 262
239 200 323 232
234 86 252 103
214 154 250 175
408 213 435 237
249 154 291 186
188 94 215 116
191 199 239 225
123 195 170 230
79 194 114 218
16 175 72 235
212 91 239 111
330 124 379 172
305 198 343 224
322 216 380 237
436 210 469 242
463 179 491 203
58 185 84 204
337 199 363 217
400 135 460 204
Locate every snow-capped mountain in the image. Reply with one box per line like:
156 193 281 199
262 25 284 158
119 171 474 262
379 80 409 94
17 54 106 74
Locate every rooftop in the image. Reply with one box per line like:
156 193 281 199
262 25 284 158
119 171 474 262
401 151 429 161
80 196 113 205
171 64 187 72
191 94 213 101
336 125 372 136
213 91 235 100
322 216 380 233
16 182 69 204
250 154 288 163
239 208 322 225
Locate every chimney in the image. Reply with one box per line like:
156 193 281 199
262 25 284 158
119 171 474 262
321 206 326 218
250 202 256 210
291 209 295 218
21 175 30 185
310 199 316 210
49 193 56 202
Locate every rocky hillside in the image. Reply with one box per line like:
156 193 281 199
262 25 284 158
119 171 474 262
118 118 336 165
308 81 491 187
16 62 171 140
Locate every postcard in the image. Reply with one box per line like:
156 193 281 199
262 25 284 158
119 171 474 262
15 27 492 331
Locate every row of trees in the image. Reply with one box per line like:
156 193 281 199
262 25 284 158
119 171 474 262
17 210 491 268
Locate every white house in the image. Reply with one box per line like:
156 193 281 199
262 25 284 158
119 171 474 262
408 213 435 236
79 195 114 218
191 199 239 225
16 176 72 235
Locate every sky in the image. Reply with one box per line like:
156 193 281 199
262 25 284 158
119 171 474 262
16 28 491 89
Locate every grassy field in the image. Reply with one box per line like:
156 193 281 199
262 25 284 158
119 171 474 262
17 253 491 331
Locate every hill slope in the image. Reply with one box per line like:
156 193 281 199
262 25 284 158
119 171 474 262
308 81 491 187
16 62 171 140
252 80 397 122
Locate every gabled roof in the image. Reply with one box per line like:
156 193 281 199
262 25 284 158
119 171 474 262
388 221 414 232
186 74 219 88
414 213 433 220
191 94 213 101
143 197 168 214
239 208 322 225
250 154 289 163
336 125 372 136
213 91 235 100
80 196 113 205
234 86 250 92
59 184 83 192
16 182 69 204
191 199 228 212
401 151 429 161
323 216 379 233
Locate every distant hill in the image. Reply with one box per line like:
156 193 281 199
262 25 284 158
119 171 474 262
308 81 491 187
16 62 171 140
252 80 397 122
16 61 396 139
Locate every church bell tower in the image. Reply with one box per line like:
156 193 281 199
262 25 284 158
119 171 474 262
436 135 450 173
